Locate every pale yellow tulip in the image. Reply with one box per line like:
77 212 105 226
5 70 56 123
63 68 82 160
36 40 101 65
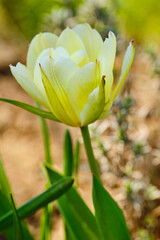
11 24 134 127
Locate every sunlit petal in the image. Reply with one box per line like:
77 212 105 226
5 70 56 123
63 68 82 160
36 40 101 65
73 23 103 62
98 32 116 101
27 32 58 73
66 62 97 117
40 56 81 126
80 77 105 126
10 63 49 108
111 40 135 100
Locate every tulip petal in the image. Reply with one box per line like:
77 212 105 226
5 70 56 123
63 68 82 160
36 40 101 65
56 28 84 55
80 76 105 126
111 40 135 100
27 32 58 73
10 63 49 108
98 32 116 100
73 23 103 62
66 62 98 117
40 56 81 126
34 47 70 93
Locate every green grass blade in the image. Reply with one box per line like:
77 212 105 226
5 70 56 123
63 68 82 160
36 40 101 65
36 102 52 165
35 102 53 240
10 194 23 240
93 176 131 240
44 164 101 240
63 129 73 176
0 98 60 121
0 159 34 240
39 203 52 240
0 159 11 199
74 140 80 186
0 177 74 231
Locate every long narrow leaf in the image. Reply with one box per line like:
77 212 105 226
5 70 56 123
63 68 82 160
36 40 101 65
63 129 73 176
0 159 34 240
0 159 11 199
44 164 101 240
39 203 52 240
0 177 73 231
36 102 53 240
0 98 60 121
36 102 52 165
10 194 23 240
74 140 80 187
93 176 130 240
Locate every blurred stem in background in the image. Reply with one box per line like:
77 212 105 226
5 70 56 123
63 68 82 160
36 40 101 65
36 102 53 240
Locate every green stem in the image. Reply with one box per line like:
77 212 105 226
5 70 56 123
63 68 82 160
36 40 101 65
80 126 101 182
36 102 52 165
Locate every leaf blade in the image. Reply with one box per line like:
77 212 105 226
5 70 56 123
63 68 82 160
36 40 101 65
0 98 60 121
0 177 74 231
63 129 73 176
45 164 101 240
93 176 131 240
10 194 23 240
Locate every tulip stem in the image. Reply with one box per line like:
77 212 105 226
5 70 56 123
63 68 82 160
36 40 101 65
80 126 101 182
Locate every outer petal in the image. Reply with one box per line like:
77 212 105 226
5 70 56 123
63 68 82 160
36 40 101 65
34 47 70 93
66 62 98 117
10 63 49 108
98 32 116 100
111 40 135 101
80 77 105 126
73 23 103 62
40 56 81 126
27 32 58 73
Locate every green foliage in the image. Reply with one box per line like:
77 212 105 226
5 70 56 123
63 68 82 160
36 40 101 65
0 159 34 240
93 176 130 240
0 0 84 39
138 229 155 240
132 142 143 156
0 98 59 121
0 177 74 231
63 129 73 176
111 0 160 45
1 0 61 39
45 164 101 240
10 194 23 240
39 203 53 240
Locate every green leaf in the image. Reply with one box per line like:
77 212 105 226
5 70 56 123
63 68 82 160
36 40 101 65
10 194 23 240
37 102 53 240
39 203 52 240
0 159 11 199
0 159 34 240
45 164 101 240
92 176 131 240
0 98 60 122
73 140 80 186
0 177 74 231
36 102 52 165
65 224 75 240
63 129 73 176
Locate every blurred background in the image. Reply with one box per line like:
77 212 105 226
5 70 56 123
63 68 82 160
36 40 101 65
0 0 160 239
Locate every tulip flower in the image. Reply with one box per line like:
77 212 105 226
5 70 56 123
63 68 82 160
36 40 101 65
10 24 134 127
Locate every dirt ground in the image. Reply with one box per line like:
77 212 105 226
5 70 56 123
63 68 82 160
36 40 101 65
0 39 160 239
